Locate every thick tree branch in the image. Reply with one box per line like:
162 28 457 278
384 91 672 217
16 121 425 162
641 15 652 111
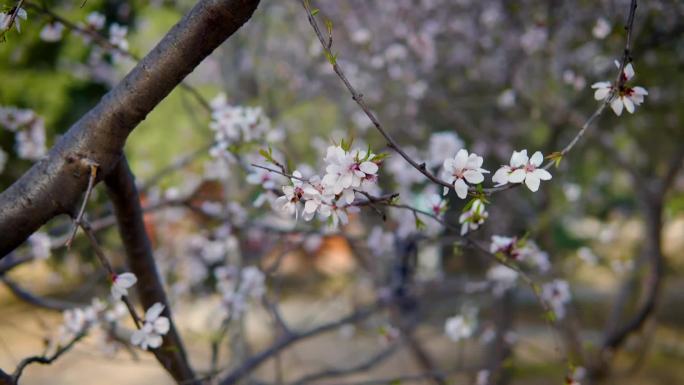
104 157 196 384
0 0 260 258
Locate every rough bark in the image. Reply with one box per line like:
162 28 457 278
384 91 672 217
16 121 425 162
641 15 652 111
0 0 260 257
104 158 196 384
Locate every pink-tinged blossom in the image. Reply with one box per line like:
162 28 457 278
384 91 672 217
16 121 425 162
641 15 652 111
441 149 489 198
131 303 170 350
492 150 552 192
591 62 648 116
321 145 379 196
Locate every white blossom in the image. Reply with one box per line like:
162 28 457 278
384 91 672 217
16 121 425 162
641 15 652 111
0 7 27 33
492 150 552 192
28 232 51 260
591 62 648 116
39 22 64 42
444 308 477 342
131 303 170 350
592 18 611 39
111 272 137 300
459 199 488 235
441 149 489 198
85 12 105 31
541 279 571 319
108 23 129 51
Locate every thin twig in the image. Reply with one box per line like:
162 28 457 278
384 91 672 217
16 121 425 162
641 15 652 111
65 160 99 249
12 331 87 383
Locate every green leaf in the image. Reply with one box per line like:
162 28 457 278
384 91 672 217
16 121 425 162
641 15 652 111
311 8 319 16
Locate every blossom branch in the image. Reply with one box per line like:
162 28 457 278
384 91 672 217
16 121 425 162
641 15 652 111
11 330 87 384
300 0 452 191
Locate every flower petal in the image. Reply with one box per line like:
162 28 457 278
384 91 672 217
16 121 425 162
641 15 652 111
525 174 541 192
454 179 468 199
508 169 526 183
530 151 544 167
145 302 165 322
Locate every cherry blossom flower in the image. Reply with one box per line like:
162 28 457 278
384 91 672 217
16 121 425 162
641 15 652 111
0 7 27 33
85 12 105 31
131 303 170 350
108 23 129 51
492 150 552 192
459 199 488 235
246 167 281 190
319 203 359 229
39 22 64 42
476 370 490 385
591 62 648 116
28 232 51 260
592 18 611 39
445 307 477 342
321 145 378 196
489 235 519 258
427 193 447 217
239 266 266 299
441 149 489 198
111 272 137 300
274 171 305 218
15 119 47 160
542 279 571 319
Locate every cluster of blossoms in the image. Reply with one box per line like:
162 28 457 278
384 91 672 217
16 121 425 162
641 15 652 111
51 299 127 353
592 62 648 116
0 106 48 165
272 144 382 228
214 265 266 319
209 94 282 162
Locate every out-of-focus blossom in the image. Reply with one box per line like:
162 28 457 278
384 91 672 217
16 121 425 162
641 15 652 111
111 272 137 300
131 303 170 350
459 199 488 235
39 22 64 42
